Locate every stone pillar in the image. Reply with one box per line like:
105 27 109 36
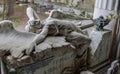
93 0 119 19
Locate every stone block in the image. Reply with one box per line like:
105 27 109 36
15 36 90 74
87 28 112 72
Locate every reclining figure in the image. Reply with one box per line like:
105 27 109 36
0 19 91 60
0 11 90 59
43 18 84 35
25 8 90 49
44 10 84 34
25 8 83 34
0 20 91 74
25 6 91 44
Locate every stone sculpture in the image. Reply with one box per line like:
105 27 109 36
43 19 84 35
0 4 94 74
25 8 84 36
42 10 84 35
0 5 115 74
0 8 92 74
25 5 41 33
25 8 88 48
0 20 91 74
0 20 49 58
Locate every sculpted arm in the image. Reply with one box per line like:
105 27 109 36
32 24 49 44
26 24 49 54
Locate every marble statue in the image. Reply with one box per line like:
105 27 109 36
25 8 84 36
0 5 93 74
0 20 49 57
0 4 115 74
43 10 84 35
23 6 93 52
0 6 91 59
25 5 41 33
43 19 84 35
0 19 91 74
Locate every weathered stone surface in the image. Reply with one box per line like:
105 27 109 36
0 20 36 58
6 55 34 68
34 36 71 61
0 20 91 74
15 36 90 74
80 20 93 29
25 6 41 33
66 31 91 56
87 28 112 72
80 71 94 74
104 19 116 29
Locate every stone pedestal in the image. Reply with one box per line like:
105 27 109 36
7 36 90 74
87 28 112 72
93 0 118 18
0 20 92 74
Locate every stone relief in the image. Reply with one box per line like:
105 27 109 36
0 4 115 74
0 5 92 74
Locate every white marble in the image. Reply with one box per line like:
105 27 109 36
107 0 114 10
93 0 118 18
102 0 108 9
98 0 102 8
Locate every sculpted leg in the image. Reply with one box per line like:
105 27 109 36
25 6 41 33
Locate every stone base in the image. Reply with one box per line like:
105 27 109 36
86 28 112 73
10 36 90 74
89 59 110 73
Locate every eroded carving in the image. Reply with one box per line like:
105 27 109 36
0 6 93 74
25 5 41 33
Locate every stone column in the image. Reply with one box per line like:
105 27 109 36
93 0 119 19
